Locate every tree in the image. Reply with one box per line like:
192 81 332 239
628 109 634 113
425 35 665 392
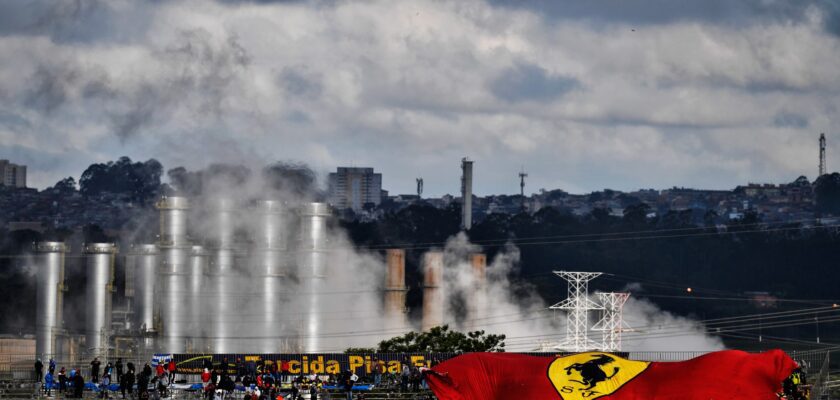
814 172 840 214
374 325 505 353
79 157 162 202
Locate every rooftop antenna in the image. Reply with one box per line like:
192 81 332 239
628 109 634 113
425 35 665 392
519 167 528 211
819 133 826 177
416 178 424 198
550 271 603 352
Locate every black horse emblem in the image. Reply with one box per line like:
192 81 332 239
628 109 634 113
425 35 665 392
563 354 620 390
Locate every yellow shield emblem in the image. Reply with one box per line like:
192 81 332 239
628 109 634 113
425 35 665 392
547 352 649 400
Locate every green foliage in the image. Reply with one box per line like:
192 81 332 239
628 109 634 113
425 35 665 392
815 172 840 214
79 156 162 202
375 325 506 353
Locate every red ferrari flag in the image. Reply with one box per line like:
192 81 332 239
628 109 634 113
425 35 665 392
424 350 796 400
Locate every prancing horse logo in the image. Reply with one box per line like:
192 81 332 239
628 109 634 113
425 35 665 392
547 352 650 400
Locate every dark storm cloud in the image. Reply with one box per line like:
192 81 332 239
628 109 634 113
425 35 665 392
486 0 840 36
773 111 809 128
489 63 579 102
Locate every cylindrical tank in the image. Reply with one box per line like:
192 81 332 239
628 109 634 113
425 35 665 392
156 197 189 246
129 244 159 334
255 200 289 353
297 202 331 353
421 251 444 332
188 245 208 351
34 242 68 360
384 249 408 332
209 248 237 353
160 245 188 353
84 243 117 358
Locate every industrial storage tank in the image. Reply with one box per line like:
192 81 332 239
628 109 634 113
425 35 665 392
384 249 408 331
34 242 68 361
253 200 291 353
297 202 331 353
84 243 117 358
188 245 208 352
157 196 191 353
208 198 239 353
129 244 159 334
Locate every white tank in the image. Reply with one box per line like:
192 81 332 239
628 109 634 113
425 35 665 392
34 242 68 360
84 243 117 358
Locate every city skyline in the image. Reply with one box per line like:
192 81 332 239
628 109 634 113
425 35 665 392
1 1 839 195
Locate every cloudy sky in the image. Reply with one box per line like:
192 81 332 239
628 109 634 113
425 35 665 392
2 0 840 196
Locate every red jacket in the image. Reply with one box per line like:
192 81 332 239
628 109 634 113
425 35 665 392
156 365 164 376
167 361 176 372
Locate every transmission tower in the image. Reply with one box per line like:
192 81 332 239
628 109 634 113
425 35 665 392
819 133 826 177
550 271 603 352
519 168 528 211
592 292 631 351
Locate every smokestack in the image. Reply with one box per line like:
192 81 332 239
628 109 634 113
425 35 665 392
461 158 473 230
34 242 68 360
84 243 117 358
298 202 331 353
128 244 158 353
422 251 444 331
208 198 239 354
156 196 190 353
469 253 487 328
188 245 208 352
254 200 290 353
384 249 407 330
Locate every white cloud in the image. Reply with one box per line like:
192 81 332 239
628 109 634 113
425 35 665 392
1 0 839 193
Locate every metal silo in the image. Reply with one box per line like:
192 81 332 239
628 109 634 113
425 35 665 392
34 242 67 361
84 243 117 358
129 244 159 353
156 196 190 353
188 245 208 352
254 200 290 353
297 202 331 353
208 198 239 354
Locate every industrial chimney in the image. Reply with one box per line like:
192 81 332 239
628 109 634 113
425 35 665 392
84 243 117 358
297 202 331 353
384 249 408 331
469 253 487 328
34 242 68 361
461 158 473 230
421 251 445 331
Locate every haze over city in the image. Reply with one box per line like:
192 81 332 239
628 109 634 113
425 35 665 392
2 1 840 195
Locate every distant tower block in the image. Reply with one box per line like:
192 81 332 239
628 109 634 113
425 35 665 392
820 133 827 177
384 249 408 331
550 271 604 352
461 158 473 230
592 292 631 351
34 242 68 361
469 253 487 328
421 251 445 331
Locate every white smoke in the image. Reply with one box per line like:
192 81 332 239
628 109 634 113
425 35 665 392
432 232 725 353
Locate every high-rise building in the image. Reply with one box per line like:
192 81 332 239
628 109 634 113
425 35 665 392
327 167 383 211
0 160 26 188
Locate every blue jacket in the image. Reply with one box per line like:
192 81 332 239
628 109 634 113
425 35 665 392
45 373 54 386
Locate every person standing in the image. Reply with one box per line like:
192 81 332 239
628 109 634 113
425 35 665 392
58 367 67 394
44 369 54 396
49 358 56 374
115 358 123 386
34 358 44 384
100 373 111 399
167 359 176 385
91 357 101 383
73 371 85 399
